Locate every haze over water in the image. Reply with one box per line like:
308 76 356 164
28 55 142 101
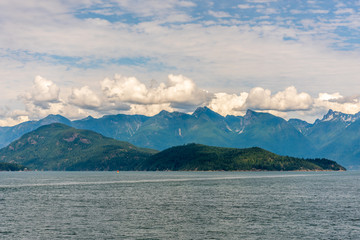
1 171 359 239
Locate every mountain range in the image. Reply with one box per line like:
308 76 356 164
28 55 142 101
0 107 359 168
0 123 344 171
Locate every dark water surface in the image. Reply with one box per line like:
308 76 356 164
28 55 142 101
1 171 359 239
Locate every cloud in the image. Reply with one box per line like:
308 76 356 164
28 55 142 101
207 86 313 117
208 92 249 116
314 93 360 114
317 92 343 101
2 73 360 126
11 76 94 122
238 4 254 9
208 10 231 18
69 86 102 109
309 9 329 14
246 0 277 3
0 116 30 127
245 86 313 111
335 8 355 15
1 0 360 105
256 8 279 15
128 103 174 116
101 74 210 106
23 76 60 108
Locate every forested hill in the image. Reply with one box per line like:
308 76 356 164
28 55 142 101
137 143 346 171
0 123 157 171
0 162 27 171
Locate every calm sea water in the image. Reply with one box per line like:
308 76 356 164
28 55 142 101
0 171 359 239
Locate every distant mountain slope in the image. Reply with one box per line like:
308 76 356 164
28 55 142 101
137 143 345 171
306 110 360 148
0 114 71 148
72 114 149 141
128 110 192 150
231 110 315 157
0 123 157 170
318 119 360 168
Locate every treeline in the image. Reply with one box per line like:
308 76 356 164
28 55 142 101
0 162 27 171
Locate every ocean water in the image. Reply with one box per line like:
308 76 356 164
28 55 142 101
0 171 359 240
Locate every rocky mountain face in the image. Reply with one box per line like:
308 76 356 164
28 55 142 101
0 108 359 168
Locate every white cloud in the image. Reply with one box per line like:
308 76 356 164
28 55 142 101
290 10 303 14
128 103 174 116
256 8 279 15
246 0 277 3
0 116 30 127
207 86 313 117
245 86 313 111
3 76 94 124
318 92 343 101
238 4 254 9
1 1 360 125
314 93 360 114
208 10 231 18
69 86 102 109
309 9 329 14
335 8 355 15
2 73 360 126
100 74 209 106
208 92 248 116
1 0 360 102
23 76 60 108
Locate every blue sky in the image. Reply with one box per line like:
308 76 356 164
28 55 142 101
1 0 360 125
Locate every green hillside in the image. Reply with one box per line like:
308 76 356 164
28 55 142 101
137 143 345 171
0 123 157 170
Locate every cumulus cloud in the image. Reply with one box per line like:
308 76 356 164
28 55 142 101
314 93 360 114
8 76 93 123
317 92 343 101
128 103 174 116
207 86 313 117
101 74 210 106
208 92 248 116
245 86 313 111
2 73 360 126
24 76 60 108
1 74 213 125
69 86 102 109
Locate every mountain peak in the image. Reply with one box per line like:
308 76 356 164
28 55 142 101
320 109 358 123
82 115 94 121
192 106 223 120
193 106 210 115
321 109 337 121
39 114 71 125
154 110 172 117
245 109 256 116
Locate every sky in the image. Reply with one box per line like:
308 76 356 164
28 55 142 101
1 0 360 126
